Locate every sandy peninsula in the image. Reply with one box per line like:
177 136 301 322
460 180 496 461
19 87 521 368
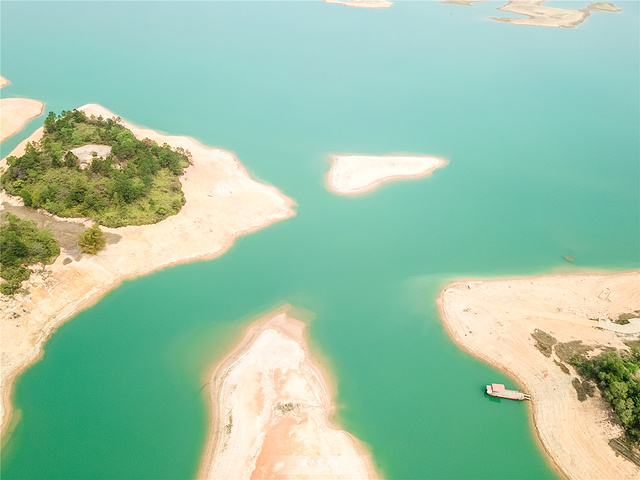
491 0 620 28
0 76 9 88
438 270 640 479
326 154 448 196
0 98 45 143
325 0 394 9
198 305 378 480
0 104 296 437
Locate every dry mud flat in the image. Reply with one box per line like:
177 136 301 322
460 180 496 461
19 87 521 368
439 270 640 480
0 104 296 436
199 306 378 480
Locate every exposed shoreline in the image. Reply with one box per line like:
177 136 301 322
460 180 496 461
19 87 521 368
0 104 296 438
326 154 448 196
438 270 640 479
491 0 621 29
0 98 45 143
198 305 379 479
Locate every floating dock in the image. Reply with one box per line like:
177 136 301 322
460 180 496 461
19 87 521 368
486 383 531 401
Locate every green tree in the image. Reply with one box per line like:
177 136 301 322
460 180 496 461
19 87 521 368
78 223 106 254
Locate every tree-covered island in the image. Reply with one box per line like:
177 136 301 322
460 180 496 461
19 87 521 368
1 109 190 227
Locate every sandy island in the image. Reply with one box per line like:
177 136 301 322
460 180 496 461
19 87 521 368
491 1 620 29
198 305 378 480
0 104 296 438
326 154 448 196
0 76 45 142
438 270 640 479
326 0 393 9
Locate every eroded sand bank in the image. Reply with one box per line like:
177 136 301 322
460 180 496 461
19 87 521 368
0 104 296 436
0 98 45 143
198 306 378 480
327 154 448 196
438 271 640 479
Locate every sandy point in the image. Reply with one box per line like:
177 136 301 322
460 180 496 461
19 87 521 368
198 304 379 480
326 154 448 196
325 0 394 9
0 98 45 143
0 76 10 88
0 104 296 439
438 270 640 479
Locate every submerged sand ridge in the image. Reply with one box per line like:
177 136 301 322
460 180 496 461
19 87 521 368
199 306 377 480
0 104 296 437
327 154 448 196
439 271 640 479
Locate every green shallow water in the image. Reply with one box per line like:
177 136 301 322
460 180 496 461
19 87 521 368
1 1 638 479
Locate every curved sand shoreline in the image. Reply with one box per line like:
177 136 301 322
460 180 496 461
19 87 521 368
0 104 296 438
198 305 378 480
438 270 640 479
326 154 448 196
0 98 45 143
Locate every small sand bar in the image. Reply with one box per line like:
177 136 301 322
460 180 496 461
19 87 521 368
327 154 448 196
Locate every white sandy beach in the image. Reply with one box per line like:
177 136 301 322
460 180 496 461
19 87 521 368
198 305 378 480
0 104 296 437
326 0 393 9
438 271 640 479
327 154 448 196
0 98 45 143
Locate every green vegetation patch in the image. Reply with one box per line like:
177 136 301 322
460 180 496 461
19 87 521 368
554 340 594 364
554 359 570 375
531 329 557 357
575 348 640 444
571 377 594 402
78 224 106 254
613 311 640 326
0 213 60 295
1 109 190 227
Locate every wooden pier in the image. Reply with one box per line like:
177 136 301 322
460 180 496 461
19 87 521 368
486 383 531 401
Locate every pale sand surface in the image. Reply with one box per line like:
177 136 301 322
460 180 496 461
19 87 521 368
325 0 393 9
440 0 487 6
438 270 640 479
0 104 296 437
0 77 9 88
0 98 45 143
491 0 619 28
198 305 378 480
327 154 448 196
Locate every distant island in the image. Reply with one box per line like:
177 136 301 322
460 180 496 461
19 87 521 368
325 0 393 9
326 154 448 196
198 305 378 479
491 0 621 29
439 271 640 479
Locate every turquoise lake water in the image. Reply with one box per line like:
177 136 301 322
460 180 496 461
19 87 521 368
1 1 638 478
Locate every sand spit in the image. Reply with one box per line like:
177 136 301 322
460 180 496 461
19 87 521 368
0 98 45 143
438 271 640 479
0 77 9 88
440 0 486 6
325 0 393 9
0 104 296 437
198 306 378 480
327 154 448 196
491 0 620 28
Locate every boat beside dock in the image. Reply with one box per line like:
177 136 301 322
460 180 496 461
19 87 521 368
486 383 531 401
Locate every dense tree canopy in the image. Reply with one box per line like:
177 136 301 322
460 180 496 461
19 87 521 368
78 223 106 255
577 348 640 444
1 109 190 227
0 213 60 295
